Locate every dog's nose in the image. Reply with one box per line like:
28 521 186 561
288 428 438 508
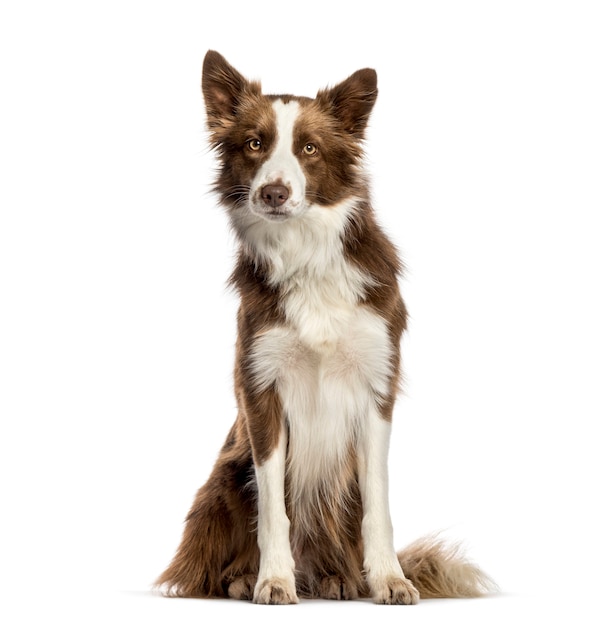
261 184 289 208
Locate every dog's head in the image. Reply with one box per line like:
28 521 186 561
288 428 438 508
201 51 377 225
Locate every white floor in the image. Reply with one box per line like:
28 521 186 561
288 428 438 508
8 588 601 626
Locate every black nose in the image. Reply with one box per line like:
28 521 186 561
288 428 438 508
261 184 289 208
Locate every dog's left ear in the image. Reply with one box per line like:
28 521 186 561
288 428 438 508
316 68 378 138
202 50 252 120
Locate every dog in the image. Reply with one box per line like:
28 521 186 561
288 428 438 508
156 50 494 604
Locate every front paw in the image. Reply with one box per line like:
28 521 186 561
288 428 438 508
253 577 299 605
372 577 419 605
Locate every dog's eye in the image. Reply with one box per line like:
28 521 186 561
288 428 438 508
247 139 262 152
303 143 317 156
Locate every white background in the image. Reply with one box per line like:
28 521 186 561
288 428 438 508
1 1 602 624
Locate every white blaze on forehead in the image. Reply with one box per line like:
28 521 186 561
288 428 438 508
252 99 306 211
273 99 300 141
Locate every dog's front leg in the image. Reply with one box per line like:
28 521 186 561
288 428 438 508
241 373 298 604
253 423 298 604
358 406 419 604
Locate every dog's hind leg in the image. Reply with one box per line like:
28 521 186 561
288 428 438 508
155 421 259 598
226 574 258 600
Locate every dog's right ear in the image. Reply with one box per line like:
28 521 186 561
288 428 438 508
202 51 258 127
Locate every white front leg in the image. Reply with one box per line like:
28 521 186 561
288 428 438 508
358 407 419 604
253 429 298 604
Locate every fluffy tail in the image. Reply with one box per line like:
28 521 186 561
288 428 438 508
398 534 497 598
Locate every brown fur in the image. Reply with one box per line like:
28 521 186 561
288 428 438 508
155 50 496 602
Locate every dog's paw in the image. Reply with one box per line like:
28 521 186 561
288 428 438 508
319 575 358 600
228 575 257 601
253 577 299 605
372 577 419 605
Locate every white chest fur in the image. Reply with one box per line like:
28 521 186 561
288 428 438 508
245 198 373 348
247 198 395 505
250 308 393 506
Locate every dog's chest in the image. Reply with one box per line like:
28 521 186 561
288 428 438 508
280 261 364 351
246 203 395 494
250 266 394 497
261 209 371 351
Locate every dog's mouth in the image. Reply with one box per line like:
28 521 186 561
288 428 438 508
262 210 291 222
250 204 297 222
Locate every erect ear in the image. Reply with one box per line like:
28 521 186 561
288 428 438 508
201 50 259 124
316 68 378 138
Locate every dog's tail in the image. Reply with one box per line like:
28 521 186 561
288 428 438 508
398 534 497 598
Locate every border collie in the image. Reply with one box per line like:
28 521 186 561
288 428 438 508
156 50 494 604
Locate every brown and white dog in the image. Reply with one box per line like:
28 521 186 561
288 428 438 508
156 50 494 604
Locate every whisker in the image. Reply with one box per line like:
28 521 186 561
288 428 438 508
216 185 252 209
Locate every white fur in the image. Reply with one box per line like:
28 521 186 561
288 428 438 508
251 309 394 514
249 100 306 219
254 427 298 603
358 407 408 590
256 198 373 348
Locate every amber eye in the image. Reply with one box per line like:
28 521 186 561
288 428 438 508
247 138 262 152
303 143 317 156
